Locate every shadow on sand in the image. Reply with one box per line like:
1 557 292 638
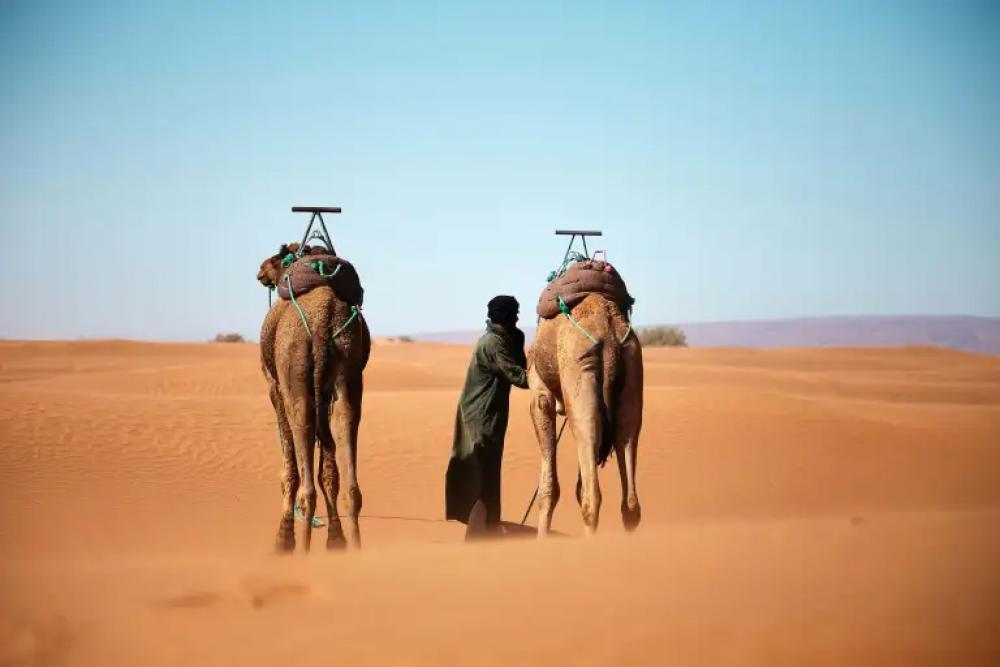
480 521 571 541
314 515 571 540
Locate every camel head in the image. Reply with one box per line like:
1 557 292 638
257 243 301 288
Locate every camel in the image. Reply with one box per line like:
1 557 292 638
528 293 643 536
257 243 371 551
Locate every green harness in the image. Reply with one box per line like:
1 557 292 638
279 256 361 342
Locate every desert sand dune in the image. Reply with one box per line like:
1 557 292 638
1 341 998 664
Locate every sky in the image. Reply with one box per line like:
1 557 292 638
1 1 998 340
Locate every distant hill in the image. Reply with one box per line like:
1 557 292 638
409 315 1000 355
675 315 1000 354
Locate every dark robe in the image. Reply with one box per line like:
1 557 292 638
445 321 528 526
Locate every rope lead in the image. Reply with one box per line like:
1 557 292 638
273 428 325 528
284 274 312 337
558 295 598 345
311 261 342 279
332 306 361 339
557 295 634 345
620 302 634 344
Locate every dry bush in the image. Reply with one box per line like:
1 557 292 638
213 333 245 343
638 326 687 347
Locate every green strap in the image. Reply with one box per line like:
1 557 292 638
273 428 324 527
284 273 359 342
284 274 312 337
547 251 588 283
558 296 598 345
620 306 633 344
557 296 635 345
332 306 360 339
295 506 325 527
311 260 342 279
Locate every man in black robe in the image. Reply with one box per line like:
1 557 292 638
445 295 529 537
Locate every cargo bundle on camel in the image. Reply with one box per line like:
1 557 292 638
272 246 364 307
526 230 643 537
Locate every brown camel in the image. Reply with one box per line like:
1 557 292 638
528 293 643 536
257 244 371 551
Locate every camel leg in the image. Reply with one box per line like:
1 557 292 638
528 367 559 537
270 381 298 553
331 374 363 549
564 369 602 536
279 379 317 553
317 410 346 550
618 341 644 529
614 438 641 531
615 339 643 530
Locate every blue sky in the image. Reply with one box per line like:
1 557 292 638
1 1 998 340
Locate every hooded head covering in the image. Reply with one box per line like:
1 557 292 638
487 295 519 327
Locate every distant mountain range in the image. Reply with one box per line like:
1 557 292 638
409 315 1000 355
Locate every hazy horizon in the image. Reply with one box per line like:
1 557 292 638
2 1 998 340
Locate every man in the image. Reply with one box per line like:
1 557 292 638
446 295 529 538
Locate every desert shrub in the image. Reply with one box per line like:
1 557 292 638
638 326 687 347
397 335 414 343
213 333 245 343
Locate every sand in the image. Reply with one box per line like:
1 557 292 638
0 340 998 665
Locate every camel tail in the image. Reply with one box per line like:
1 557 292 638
597 328 623 466
311 300 335 435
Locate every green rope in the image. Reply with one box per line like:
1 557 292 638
547 251 588 283
332 306 360 339
295 507 324 527
556 295 635 345
558 296 598 345
273 429 324 527
284 274 312 338
283 270 358 344
311 260 342 279
620 306 633 344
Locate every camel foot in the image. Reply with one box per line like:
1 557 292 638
622 505 641 531
325 517 346 549
582 508 600 537
326 532 347 550
275 532 296 554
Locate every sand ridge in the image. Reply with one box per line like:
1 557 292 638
0 341 998 664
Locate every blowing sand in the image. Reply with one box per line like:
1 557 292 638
0 341 998 665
